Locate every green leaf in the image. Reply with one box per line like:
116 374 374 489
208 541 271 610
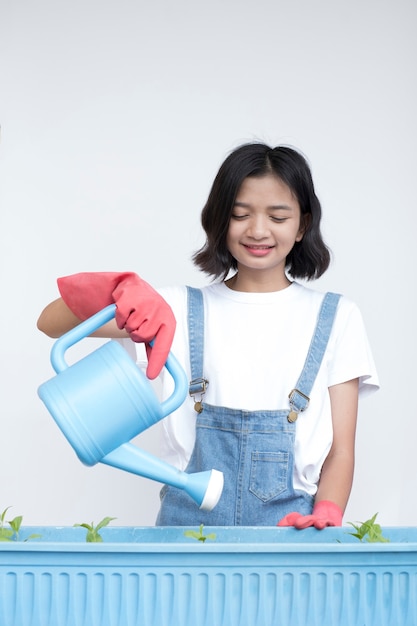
184 530 201 540
24 534 42 542
74 523 93 531
205 533 217 540
74 517 116 542
346 513 389 543
0 506 12 525
0 508 40 542
183 524 216 543
349 532 363 541
8 516 23 533
0 530 14 541
95 516 116 531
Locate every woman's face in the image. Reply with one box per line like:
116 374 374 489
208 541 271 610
226 174 306 286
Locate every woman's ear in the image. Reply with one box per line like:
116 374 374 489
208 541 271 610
296 213 311 242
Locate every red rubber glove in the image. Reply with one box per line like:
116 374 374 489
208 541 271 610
277 500 343 530
57 272 176 379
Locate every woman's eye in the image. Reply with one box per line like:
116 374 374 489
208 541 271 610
231 214 247 220
270 216 287 223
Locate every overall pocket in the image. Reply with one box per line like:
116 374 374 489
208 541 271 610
249 451 289 502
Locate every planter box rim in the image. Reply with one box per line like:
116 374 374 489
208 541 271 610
1 525 416 554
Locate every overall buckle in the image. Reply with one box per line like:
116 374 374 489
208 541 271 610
189 378 209 414
287 388 310 423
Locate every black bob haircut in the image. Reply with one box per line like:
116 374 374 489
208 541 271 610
193 143 331 281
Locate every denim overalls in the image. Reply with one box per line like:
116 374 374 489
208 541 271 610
156 287 341 526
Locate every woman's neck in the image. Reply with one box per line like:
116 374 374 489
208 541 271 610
225 271 292 293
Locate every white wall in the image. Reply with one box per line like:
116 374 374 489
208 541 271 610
1 0 415 527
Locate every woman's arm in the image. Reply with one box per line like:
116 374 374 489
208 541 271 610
37 297 126 338
37 272 176 379
315 377 359 511
278 377 359 528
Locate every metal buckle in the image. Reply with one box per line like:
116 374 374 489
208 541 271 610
287 388 310 423
189 378 209 414
189 378 209 397
288 388 310 412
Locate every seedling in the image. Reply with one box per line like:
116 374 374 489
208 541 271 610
0 506 41 542
74 516 116 542
184 524 216 543
347 513 390 543
0 507 14 541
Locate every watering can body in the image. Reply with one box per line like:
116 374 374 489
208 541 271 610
38 305 223 512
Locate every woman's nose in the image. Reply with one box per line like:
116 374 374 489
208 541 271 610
247 216 270 238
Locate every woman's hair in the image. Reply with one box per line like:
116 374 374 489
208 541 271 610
193 142 331 280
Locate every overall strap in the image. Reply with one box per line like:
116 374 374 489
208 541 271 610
186 287 208 403
288 292 341 421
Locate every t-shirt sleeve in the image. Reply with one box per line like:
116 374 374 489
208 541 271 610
327 299 379 398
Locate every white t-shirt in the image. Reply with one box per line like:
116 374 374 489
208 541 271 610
123 281 379 496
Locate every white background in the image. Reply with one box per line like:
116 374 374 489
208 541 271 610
0 0 416 527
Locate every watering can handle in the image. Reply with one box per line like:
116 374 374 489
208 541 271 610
49 304 188 417
50 304 118 372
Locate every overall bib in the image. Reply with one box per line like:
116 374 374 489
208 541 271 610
156 287 341 526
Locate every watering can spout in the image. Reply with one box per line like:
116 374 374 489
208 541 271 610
102 444 224 510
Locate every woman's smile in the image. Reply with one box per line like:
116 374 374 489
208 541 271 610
242 243 275 256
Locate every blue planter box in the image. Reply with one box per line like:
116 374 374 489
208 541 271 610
1 526 416 626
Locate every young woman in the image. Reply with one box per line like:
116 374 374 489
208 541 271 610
37 143 379 528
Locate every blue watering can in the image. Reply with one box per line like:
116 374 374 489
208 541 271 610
38 304 223 511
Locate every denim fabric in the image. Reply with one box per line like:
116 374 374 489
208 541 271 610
156 287 340 526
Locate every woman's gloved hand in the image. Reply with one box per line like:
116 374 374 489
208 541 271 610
57 272 176 379
277 500 343 530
